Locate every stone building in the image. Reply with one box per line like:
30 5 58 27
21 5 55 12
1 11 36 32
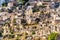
8 1 14 8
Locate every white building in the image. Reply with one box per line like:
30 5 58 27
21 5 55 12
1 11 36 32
25 6 33 24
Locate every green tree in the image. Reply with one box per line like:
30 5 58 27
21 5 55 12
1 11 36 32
8 34 15 39
18 0 25 3
32 4 40 12
16 35 20 40
48 32 58 40
13 18 17 25
18 0 29 5
32 31 35 35
39 5 46 8
2 2 7 7
0 33 3 37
